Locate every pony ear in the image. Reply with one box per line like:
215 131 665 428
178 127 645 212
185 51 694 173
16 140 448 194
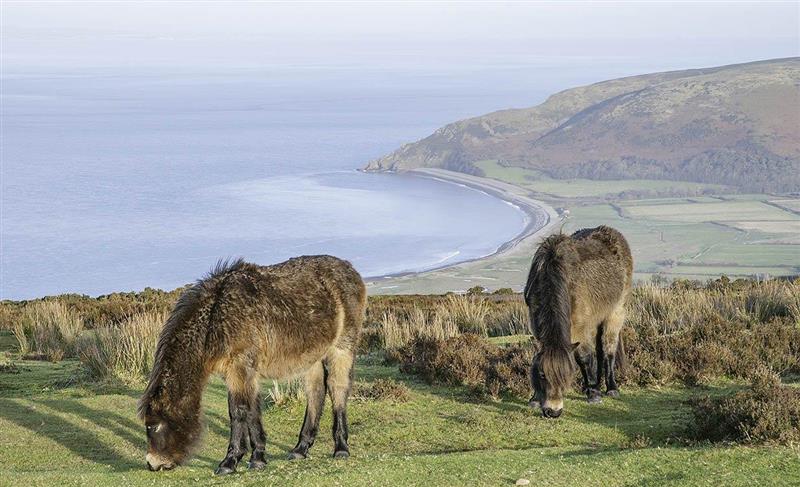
571 342 580 351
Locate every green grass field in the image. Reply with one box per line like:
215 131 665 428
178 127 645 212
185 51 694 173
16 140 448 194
1 333 799 487
470 161 800 282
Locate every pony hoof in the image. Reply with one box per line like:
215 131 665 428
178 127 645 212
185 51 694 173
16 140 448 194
214 466 235 476
333 450 350 459
248 460 267 470
606 389 620 398
587 395 603 404
287 451 307 460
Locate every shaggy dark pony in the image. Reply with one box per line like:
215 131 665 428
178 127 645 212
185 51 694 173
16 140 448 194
138 255 365 474
524 226 632 418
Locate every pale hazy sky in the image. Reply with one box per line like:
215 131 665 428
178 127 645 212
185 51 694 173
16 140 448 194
2 1 798 70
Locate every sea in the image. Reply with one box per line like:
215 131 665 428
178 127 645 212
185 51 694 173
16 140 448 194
1 61 676 299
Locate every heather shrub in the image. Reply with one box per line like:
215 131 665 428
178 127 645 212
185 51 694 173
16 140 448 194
396 334 536 399
690 367 800 444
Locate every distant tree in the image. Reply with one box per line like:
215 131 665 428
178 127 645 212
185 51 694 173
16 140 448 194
492 287 516 295
466 286 486 296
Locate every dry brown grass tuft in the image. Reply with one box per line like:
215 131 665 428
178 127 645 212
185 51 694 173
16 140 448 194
264 378 305 408
13 301 84 361
78 311 165 385
378 307 460 351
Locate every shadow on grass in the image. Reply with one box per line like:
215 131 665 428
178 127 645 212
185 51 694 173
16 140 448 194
389 360 697 451
0 397 141 472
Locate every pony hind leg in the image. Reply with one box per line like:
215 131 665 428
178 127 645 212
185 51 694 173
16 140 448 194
600 305 626 397
325 347 355 458
289 361 327 460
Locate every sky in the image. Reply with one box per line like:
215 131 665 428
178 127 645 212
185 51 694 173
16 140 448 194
1 1 798 71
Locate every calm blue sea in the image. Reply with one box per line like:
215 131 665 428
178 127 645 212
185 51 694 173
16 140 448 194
1 63 667 299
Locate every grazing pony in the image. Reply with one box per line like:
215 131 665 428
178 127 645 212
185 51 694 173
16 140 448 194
138 255 366 474
524 226 632 418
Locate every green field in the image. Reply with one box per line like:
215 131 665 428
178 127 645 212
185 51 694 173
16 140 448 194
459 162 800 286
1 335 798 486
565 201 800 279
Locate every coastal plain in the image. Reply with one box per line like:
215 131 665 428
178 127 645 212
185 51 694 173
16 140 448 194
368 162 800 294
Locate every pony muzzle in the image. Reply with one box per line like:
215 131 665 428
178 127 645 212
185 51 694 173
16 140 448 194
146 453 176 472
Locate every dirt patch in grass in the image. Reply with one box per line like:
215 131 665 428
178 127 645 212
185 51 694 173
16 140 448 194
353 378 411 402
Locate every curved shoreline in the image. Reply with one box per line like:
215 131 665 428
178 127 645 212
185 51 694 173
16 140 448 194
364 168 560 284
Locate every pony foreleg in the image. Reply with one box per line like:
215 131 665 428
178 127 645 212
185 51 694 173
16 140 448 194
215 392 252 475
246 392 267 470
575 344 602 404
289 361 327 460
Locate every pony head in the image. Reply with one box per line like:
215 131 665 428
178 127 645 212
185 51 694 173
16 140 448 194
139 386 203 471
529 346 576 418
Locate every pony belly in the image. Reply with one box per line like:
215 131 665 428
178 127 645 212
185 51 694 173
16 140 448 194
256 347 329 381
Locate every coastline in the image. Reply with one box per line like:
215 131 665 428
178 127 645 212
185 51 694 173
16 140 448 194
365 168 561 293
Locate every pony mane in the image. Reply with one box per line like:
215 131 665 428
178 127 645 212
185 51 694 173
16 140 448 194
137 257 246 419
524 234 575 390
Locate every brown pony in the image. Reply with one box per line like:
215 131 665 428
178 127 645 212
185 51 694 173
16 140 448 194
138 255 365 474
524 226 632 418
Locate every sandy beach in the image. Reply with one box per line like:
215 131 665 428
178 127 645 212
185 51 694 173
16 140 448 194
365 168 561 294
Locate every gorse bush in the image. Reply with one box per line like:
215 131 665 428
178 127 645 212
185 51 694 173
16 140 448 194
78 311 165 385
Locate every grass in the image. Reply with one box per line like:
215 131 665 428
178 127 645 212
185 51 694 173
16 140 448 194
1 349 798 486
1 279 799 485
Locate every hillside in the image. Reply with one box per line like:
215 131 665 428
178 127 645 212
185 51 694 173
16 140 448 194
365 58 800 193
